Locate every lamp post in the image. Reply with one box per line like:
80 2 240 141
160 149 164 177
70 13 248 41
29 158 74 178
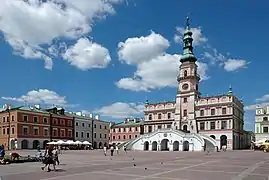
7 106 11 150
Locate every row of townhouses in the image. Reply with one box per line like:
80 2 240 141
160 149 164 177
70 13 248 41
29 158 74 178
0 104 110 150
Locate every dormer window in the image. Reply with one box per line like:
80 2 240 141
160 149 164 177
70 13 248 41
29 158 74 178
184 70 187 77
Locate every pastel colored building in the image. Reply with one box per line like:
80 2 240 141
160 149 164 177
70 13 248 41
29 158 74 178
255 105 269 142
109 118 144 145
66 112 93 144
92 115 110 149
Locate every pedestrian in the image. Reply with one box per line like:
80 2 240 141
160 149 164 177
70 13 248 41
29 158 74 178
110 146 114 156
53 147 60 165
103 146 107 156
41 147 56 172
124 145 127 153
116 145 119 154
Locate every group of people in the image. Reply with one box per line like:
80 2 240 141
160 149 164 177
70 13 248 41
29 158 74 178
41 146 60 172
103 145 127 156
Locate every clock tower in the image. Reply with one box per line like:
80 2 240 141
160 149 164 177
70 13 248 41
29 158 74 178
174 17 200 133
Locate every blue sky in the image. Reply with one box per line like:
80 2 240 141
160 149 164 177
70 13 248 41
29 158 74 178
0 0 268 131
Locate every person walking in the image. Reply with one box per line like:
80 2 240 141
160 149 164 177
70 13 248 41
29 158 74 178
124 145 127 153
116 145 119 154
41 147 56 172
110 146 114 156
53 147 60 165
103 146 107 156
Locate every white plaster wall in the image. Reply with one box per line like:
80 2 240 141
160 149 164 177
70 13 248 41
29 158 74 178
200 131 233 149
131 131 203 151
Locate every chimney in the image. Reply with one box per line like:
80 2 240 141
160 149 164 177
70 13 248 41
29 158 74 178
95 114 100 120
89 114 93 118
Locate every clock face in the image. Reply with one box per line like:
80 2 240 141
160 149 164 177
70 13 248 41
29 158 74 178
182 83 189 90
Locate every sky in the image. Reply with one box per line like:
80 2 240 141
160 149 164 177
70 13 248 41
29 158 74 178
0 0 268 131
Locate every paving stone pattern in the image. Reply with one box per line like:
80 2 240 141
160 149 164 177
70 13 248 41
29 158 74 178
0 150 269 180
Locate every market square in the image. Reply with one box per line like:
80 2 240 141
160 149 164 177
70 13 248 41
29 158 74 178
0 150 269 180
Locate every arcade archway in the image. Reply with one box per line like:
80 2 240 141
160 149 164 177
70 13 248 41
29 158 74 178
183 125 188 131
152 141 157 151
220 135 227 148
183 141 189 151
33 140 40 149
144 141 149 151
21 139 28 149
160 139 169 151
173 141 179 151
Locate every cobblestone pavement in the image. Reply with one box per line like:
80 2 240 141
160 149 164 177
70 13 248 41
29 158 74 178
0 150 269 180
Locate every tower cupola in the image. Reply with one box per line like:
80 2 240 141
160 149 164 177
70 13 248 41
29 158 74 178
180 16 197 63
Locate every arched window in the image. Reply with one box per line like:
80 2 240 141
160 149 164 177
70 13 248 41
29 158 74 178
184 70 187 77
158 113 162 119
149 114 152 120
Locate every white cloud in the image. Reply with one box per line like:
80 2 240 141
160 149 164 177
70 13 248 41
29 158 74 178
116 32 209 91
2 89 70 107
256 94 269 102
245 102 269 111
204 48 249 72
223 59 248 72
174 27 208 46
0 0 122 69
62 38 111 70
244 94 269 111
5 35 53 69
116 54 209 92
93 102 144 118
116 54 181 91
118 31 170 65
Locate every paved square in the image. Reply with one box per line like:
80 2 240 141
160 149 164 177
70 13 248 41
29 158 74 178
0 150 269 180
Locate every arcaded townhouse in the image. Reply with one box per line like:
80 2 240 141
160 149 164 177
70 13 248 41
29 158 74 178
0 105 74 149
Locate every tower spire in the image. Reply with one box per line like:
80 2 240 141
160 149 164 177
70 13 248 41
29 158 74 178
186 16 190 30
145 96 149 105
180 16 197 63
228 85 233 95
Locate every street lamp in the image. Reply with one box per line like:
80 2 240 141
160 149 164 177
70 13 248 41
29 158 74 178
7 105 11 150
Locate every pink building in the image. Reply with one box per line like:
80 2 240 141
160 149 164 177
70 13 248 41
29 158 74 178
109 118 144 145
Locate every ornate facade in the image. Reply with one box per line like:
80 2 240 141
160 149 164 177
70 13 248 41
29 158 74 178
144 17 246 150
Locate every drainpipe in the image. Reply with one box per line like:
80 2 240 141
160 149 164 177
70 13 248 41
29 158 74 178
49 113 52 142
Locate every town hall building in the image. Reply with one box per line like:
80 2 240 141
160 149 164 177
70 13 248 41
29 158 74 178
125 17 247 151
